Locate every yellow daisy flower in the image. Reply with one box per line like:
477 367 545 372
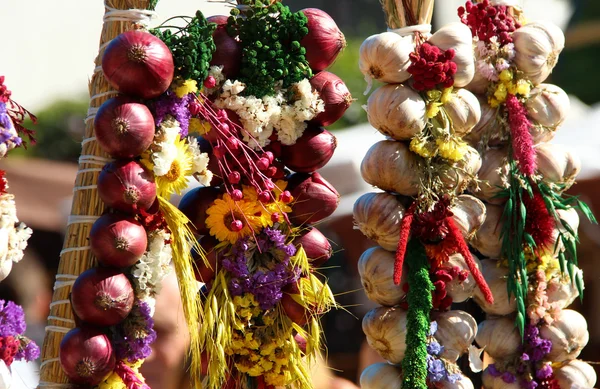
189 118 211 135
206 194 263 244
174 79 198 98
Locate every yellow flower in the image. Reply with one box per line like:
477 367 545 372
426 102 442 118
516 79 531 97
142 136 194 198
189 118 211 135
174 79 198 98
436 137 468 162
489 97 501 108
499 69 514 82
410 137 434 158
493 83 508 102
260 341 278 356
206 194 264 244
426 89 442 101
441 87 454 104
244 181 292 226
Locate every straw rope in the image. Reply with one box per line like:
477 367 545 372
38 0 155 385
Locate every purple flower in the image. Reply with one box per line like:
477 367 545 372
536 364 553 380
0 300 27 337
523 379 539 389
151 91 192 136
502 371 516 384
426 341 444 356
447 373 462 383
427 355 446 382
428 321 438 336
521 352 530 361
487 364 502 377
0 103 13 130
15 338 40 362
114 301 157 362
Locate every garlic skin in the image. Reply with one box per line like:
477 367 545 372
432 310 477 362
513 21 565 86
547 273 579 309
540 309 589 362
367 84 427 140
482 368 521 389
548 208 580 256
442 145 482 194
429 23 475 87
464 97 504 148
0 360 11 389
359 363 403 389
362 306 408 364
439 376 475 389
0 259 12 283
358 247 406 306
466 70 490 95
470 203 503 258
476 316 521 360
353 192 405 252
554 360 597 389
451 195 487 240
473 147 509 205
445 253 481 303
443 88 481 136
527 84 570 129
473 260 517 315
361 140 420 197
535 143 581 191
359 32 414 85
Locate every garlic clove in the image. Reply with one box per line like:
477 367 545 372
466 70 490 95
451 195 487 240
431 310 477 362
547 207 580 256
540 309 589 362
358 247 406 306
473 260 517 315
482 367 522 389
527 84 570 129
470 203 503 259
547 271 580 309
443 88 482 137
464 97 505 148
366 84 427 141
475 316 521 360
359 362 403 389
445 253 481 303
429 23 476 87
362 306 408 364
535 143 581 191
554 360 597 389
359 32 414 86
441 145 482 194
439 375 475 389
472 147 510 205
353 192 406 252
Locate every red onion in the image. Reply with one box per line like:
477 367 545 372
94 96 155 158
71 267 134 326
210 22 242 79
102 30 174 99
280 125 337 173
98 160 156 213
300 9 346 72
90 213 148 268
207 15 229 25
294 333 307 354
192 235 219 283
293 227 332 267
310 71 352 126
178 186 222 235
59 327 116 385
288 172 340 225
281 284 309 326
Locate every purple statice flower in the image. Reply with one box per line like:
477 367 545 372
428 321 438 336
0 103 22 146
521 352 530 362
426 355 446 382
447 373 462 383
114 301 157 362
15 338 40 362
151 91 192 137
536 363 553 380
0 102 12 129
523 379 539 389
427 341 444 356
0 300 26 337
502 371 517 383
487 364 502 377
264 227 286 248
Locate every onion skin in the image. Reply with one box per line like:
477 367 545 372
207 15 228 25
71 267 134 326
280 126 337 173
59 327 116 386
287 172 340 225
294 333 307 354
102 30 174 99
90 214 148 268
310 71 352 126
293 227 332 267
98 160 156 214
281 288 309 326
193 235 219 283
301 8 346 72
178 186 222 235
209 21 242 79
94 96 155 159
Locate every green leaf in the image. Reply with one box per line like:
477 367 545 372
560 218 575 236
578 200 598 224
516 311 525 340
558 252 567 273
576 272 585 300
568 261 576 282
525 233 536 248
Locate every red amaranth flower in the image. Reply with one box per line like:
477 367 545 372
506 94 536 176
458 0 521 45
407 43 457 91
0 76 11 103
523 190 556 251
0 336 20 366
412 197 454 242
0 170 7 195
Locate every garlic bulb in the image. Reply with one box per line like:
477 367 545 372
513 21 565 85
540 309 589 362
473 147 509 205
0 360 11 389
464 97 504 147
527 84 570 129
554 360 597 389
429 23 475 87
0 259 12 283
443 89 481 136
432 310 477 362
482 368 521 389
440 375 475 389
361 140 420 196
470 203 503 258
367 84 427 140
535 143 581 191
445 253 481 303
441 145 482 194
358 247 406 306
476 316 521 360
473 260 517 315
466 70 490 95
547 273 579 309
548 208 580 256
353 192 406 251
451 195 487 240
362 306 408 364
359 32 414 86
359 363 403 389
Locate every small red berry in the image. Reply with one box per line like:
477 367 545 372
228 171 241 184
230 220 244 232
231 189 243 201
204 75 217 89
280 191 292 204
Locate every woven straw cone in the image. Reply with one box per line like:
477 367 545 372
38 0 151 385
380 0 435 29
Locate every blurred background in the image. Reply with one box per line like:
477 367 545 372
1 0 600 388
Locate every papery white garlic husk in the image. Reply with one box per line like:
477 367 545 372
358 247 406 306
554 359 597 389
443 88 481 136
0 259 12 283
482 367 521 389
473 260 517 315
359 362 403 389
464 97 504 148
540 309 589 362
362 306 408 364
429 23 475 87
431 310 477 362
367 84 427 140
445 253 481 303
441 145 482 194
548 207 580 257
547 271 579 309
527 84 570 129
359 32 414 87
472 147 510 205
489 0 519 5
451 195 487 240
470 203 503 258
466 70 491 95
0 360 11 389
513 21 565 86
476 316 521 360
353 192 406 252
535 143 581 191
440 375 475 389
361 140 420 196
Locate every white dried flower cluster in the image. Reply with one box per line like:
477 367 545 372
151 117 182 177
214 78 324 148
474 36 516 81
187 136 213 186
0 193 32 271
132 229 172 298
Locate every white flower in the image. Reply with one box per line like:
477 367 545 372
151 118 182 177
501 42 516 60
132 230 173 297
476 60 499 81
187 137 213 186
0 194 31 265
495 58 511 72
